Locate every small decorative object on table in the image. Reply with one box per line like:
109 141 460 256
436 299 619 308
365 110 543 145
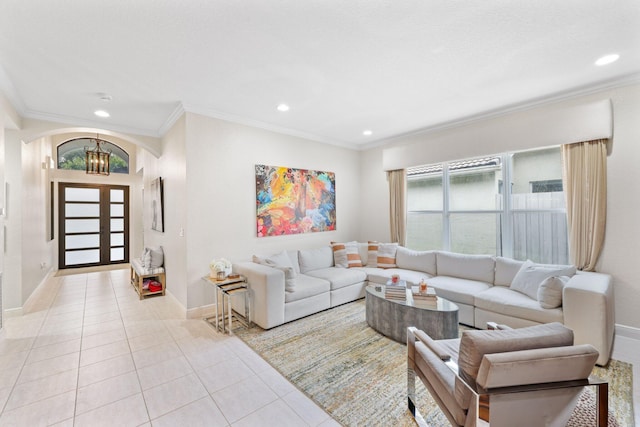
210 257 232 280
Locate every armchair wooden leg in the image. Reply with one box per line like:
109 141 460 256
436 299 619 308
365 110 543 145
597 382 608 427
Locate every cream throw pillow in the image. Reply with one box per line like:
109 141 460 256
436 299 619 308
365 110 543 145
537 276 570 309
510 260 576 300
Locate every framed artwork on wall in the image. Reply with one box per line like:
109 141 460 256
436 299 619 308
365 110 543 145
150 177 164 232
255 164 336 237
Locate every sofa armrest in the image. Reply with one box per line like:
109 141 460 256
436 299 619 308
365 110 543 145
233 261 286 329
563 272 614 366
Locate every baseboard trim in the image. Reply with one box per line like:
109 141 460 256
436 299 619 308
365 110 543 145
186 303 216 320
163 289 187 318
22 268 56 314
615 323 640 341
3 307 23 319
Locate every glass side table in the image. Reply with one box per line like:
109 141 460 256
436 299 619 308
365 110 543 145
203 275 252 334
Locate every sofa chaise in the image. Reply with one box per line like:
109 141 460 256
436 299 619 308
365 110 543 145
233 243 614 365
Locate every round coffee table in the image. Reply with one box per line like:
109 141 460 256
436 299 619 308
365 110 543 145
365 284 459 343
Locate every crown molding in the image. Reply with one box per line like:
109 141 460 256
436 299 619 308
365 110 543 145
21 109 160 138
0 64 25 129
360 72 640 151
157 102 185 136
180 103 360 151
0 64 25 114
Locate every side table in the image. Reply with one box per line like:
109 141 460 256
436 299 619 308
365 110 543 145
202 275 252 334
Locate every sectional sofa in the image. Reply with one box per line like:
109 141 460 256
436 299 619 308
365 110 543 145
233 244 614 365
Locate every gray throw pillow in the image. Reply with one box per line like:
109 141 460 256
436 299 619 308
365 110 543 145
141 248 152 269
148 246 164 268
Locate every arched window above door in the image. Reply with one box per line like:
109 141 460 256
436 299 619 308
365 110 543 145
57 138 129 174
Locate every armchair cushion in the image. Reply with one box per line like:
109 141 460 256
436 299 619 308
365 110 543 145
476 344 599 389
458 322 574 382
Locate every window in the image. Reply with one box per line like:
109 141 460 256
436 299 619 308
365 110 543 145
406 147 568 264
531 179 563 193
57 138 129 174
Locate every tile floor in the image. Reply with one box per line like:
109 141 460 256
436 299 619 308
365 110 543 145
0 267 638 426
0 268 340 427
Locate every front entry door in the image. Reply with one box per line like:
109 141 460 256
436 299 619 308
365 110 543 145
58 183 129 269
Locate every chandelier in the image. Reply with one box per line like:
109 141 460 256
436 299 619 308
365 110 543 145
85 136 111 175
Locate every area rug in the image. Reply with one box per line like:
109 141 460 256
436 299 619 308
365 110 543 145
236 300 634 427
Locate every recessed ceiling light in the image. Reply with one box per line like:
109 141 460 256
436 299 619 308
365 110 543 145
94 110 110 118
595 54 620 66
363 130 373 136
277 104 290 112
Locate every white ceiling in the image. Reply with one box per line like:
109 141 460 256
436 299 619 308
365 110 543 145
1 1 639 149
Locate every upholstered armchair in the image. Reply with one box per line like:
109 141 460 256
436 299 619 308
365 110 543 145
407 322 606 427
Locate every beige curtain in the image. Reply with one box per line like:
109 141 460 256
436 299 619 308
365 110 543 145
388 169 407 246
561 139 607 271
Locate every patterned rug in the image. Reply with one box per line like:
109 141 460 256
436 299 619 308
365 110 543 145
236 300 634 427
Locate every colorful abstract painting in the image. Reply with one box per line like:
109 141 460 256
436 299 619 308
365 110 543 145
256 165 336 237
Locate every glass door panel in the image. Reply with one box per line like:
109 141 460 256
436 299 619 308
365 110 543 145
65 187 100 202
66 250 100 265
65 203 100 217
59 183 129 269
65 234 100 250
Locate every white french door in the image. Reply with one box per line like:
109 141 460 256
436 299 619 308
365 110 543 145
58 183 129 269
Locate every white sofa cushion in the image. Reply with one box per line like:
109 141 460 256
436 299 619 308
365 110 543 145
494 257 525 287
253 250 300 273
364 268 434 287
436 252 495 283
510 260 576 300
427 276 492 306
305 267 367 291
474 287 564 324
298 246 334 273
252 251 298 292
395 247 437 275
284 274 331 303
538 276 570 309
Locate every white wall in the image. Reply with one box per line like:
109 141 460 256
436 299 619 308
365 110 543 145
0 97 6 321
20 136 55 301
140 114 189 308
358 146 391 243
363 83 640 329
3 134 23 311
183 113 362 310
